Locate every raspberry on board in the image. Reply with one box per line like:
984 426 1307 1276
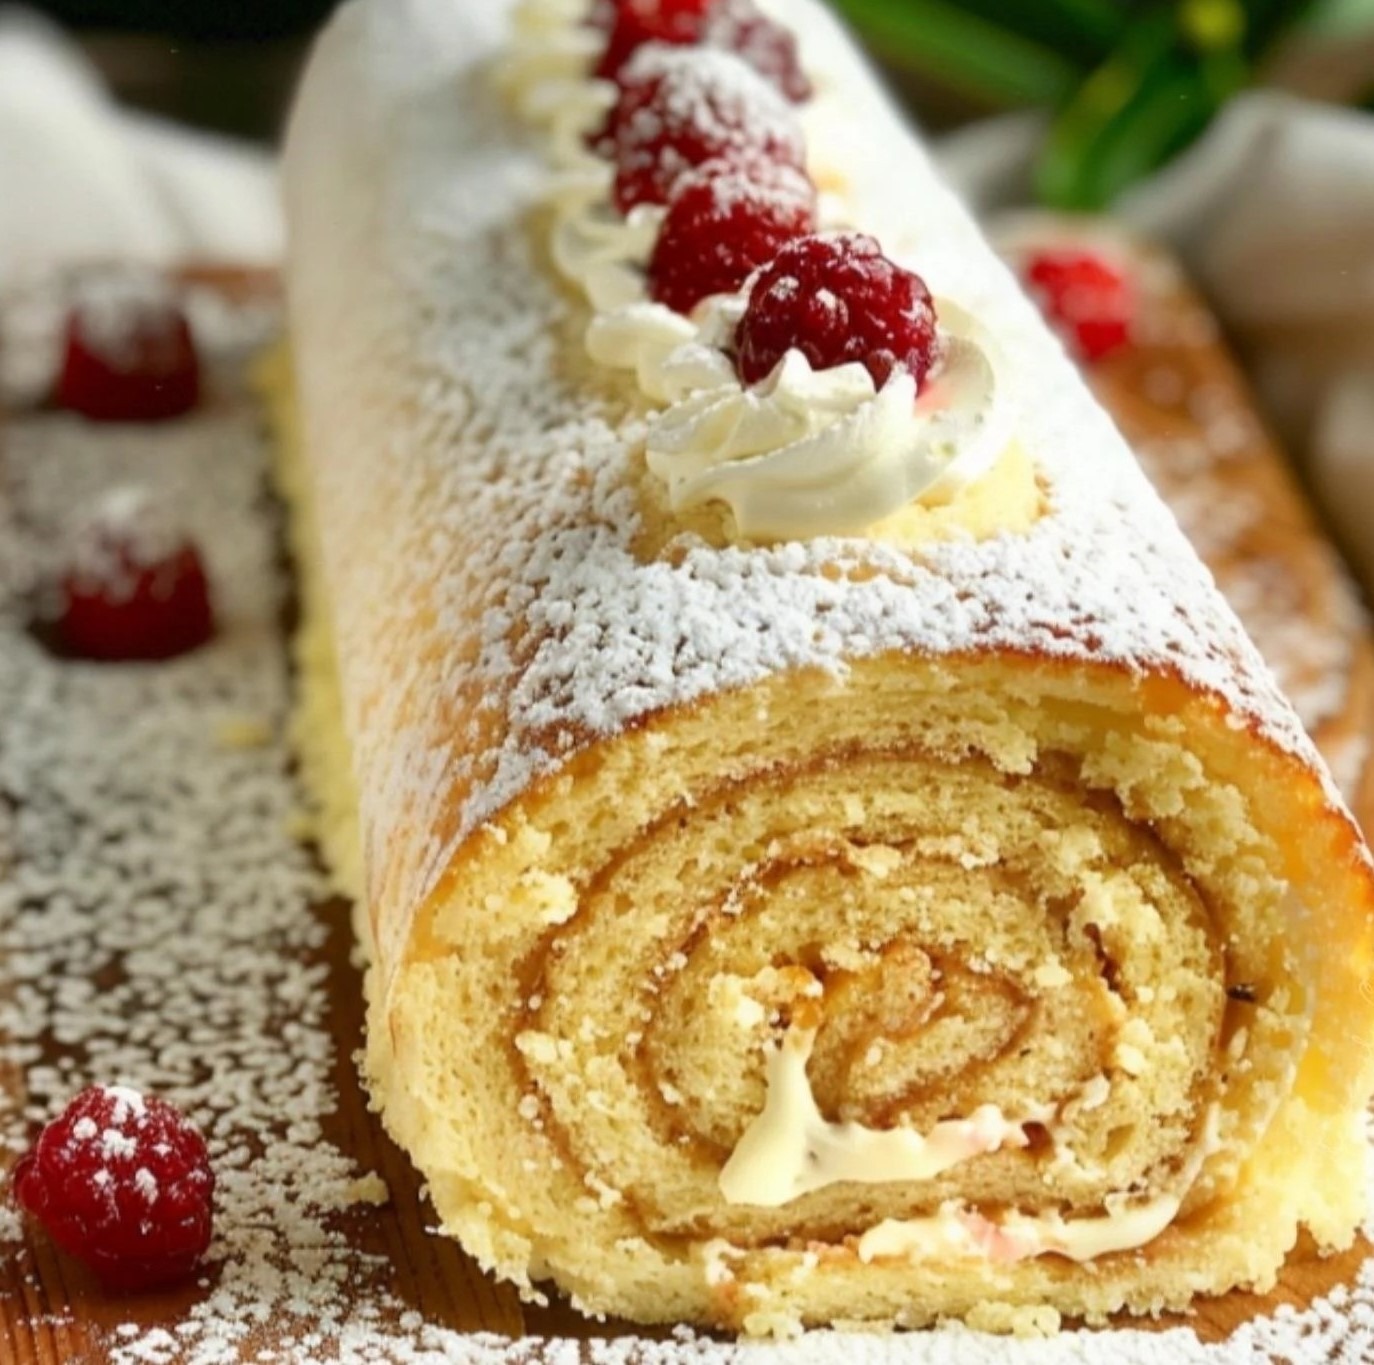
609 46 806 213
50 487 216 663
1021 247 1135 364
55 273 201 423
734 232 941 389
11 1085 215 1292
648 157 817 314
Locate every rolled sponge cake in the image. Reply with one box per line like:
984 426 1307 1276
276 0 1374 1336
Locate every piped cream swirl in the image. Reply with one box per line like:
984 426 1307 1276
499 0 604 124
552 189 666 314
645 302 1011 539
587 301 737 403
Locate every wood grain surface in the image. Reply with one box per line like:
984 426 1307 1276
0 246 1370 1361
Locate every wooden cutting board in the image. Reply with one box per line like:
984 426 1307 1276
0 254 1370 1363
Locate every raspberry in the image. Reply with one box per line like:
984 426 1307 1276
1022 248 1134 363
703 0 811 102
11 1085 215 1292
609 46 806 213
648 157 817 313
55 273 200 423
734 233 940 389
593 0 714 80
51 487 215 662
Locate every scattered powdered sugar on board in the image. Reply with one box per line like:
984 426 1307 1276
0 289 408 1363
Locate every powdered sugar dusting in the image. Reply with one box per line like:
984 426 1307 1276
991 216 1372 799
0 284 397 1360
704 0 812 102
66 267 187 370
103 1084 150 1120
101 1127 139 1160
63 485 193 601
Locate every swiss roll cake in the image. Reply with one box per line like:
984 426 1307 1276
277 0 1374 1336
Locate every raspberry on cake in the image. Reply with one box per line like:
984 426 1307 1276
734 232 941 388
11 1085 215 1292
55 272 201 423
609 46 805 213
52 486 216 662
703 0 811 102
593 0 713 79
1021 247 1135 364
647 156 817 314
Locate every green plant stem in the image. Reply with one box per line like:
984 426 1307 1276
939 0 1128 62
1036 4 1256 209
830 0 1086 105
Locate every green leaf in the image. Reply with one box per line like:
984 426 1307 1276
1035 2 1261 209
1036 8 1179 206
934 0 1130 62
828 0 1086 106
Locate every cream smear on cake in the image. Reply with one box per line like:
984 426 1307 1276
718 1025 1050 1207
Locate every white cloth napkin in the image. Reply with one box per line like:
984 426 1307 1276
939 93 1374 589
0 7 282 287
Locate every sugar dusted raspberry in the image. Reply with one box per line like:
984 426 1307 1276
593 0 714 79
1022 247 1134 364
648 157 817 314
703 0 811 102
11 1085 215 1292
52 486 215 662
56 272 200 423
734 233 940 389
610 46 806 213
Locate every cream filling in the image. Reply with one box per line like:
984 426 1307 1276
857 1107 1221 1265
719 1026 1050 1207
719 1018 1222 1264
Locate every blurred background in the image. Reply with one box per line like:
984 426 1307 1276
24 0 333 141
24 0 1374 189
